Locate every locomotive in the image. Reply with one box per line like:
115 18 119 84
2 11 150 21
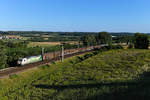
17 45 102 66
17 55 43 65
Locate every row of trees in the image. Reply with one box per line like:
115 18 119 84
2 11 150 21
80 32 150 49
80 32 111 46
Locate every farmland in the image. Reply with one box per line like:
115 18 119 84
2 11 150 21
28 41 78 47
1 49 150 99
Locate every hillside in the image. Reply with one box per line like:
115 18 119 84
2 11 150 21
1 49 150 99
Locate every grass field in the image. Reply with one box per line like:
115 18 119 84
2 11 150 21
1 49 150 99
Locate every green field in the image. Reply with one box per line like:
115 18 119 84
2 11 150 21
1 49 150 100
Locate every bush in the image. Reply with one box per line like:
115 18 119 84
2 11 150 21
83 53 94 59
96 45 123 53
108 44 123 49
9 74 18 79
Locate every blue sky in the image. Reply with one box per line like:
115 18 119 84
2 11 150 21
0 0 150 32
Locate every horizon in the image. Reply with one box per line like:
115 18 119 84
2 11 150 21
0 0 150 33
1 30 150 34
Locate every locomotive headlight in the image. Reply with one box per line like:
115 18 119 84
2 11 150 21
18 59 23 65
17 61 20 64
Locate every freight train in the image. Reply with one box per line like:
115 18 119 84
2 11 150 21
17 45 103 66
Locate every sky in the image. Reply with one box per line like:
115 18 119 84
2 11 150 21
0 0 150 32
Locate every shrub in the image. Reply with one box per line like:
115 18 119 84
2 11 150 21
83 53 94 59
9 74 18 79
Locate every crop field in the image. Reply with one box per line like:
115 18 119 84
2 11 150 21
1 49 150 99
40 35 56 38
28 41 78 47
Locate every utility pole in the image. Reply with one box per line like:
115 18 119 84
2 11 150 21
61 44 64 62
42 48 44 61
78 41 80 49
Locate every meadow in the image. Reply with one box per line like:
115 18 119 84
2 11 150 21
1 49 150 99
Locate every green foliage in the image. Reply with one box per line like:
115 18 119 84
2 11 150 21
9 74 18 79
97 32 112 44
63 43 78 49
108 44 123 49
83 53 94 59
1 50 150 99
39 64 50 70
99 44 123 51
134 33 149 49
80 32 112 46
0 41 79 67
113 35 135 44
81 35 97 46
6 41 28 48
0 41 8 69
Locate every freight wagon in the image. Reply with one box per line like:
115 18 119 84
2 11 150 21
43 51 61 60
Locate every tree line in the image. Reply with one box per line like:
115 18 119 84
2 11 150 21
80 32 112 46
80 32 150 49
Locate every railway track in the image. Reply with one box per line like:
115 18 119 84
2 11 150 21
0 50 94 78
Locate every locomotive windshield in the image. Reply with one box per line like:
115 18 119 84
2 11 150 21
18 59 23 61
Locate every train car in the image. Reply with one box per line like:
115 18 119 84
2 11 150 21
17 55 42 66
64 49 71 55
55 51 61 57
79 47 88 52
43 51 61 60
69 48 79 54
43 52 54 60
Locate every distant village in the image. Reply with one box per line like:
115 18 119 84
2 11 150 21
0 35 23 40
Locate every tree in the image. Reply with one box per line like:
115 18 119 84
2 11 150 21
0 41 7 69
134 33 149 49
97 32 111 44
113 36 135 44
81 35 97 46
6 41 28 48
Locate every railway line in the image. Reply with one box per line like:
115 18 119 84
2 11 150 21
0 49 95 78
